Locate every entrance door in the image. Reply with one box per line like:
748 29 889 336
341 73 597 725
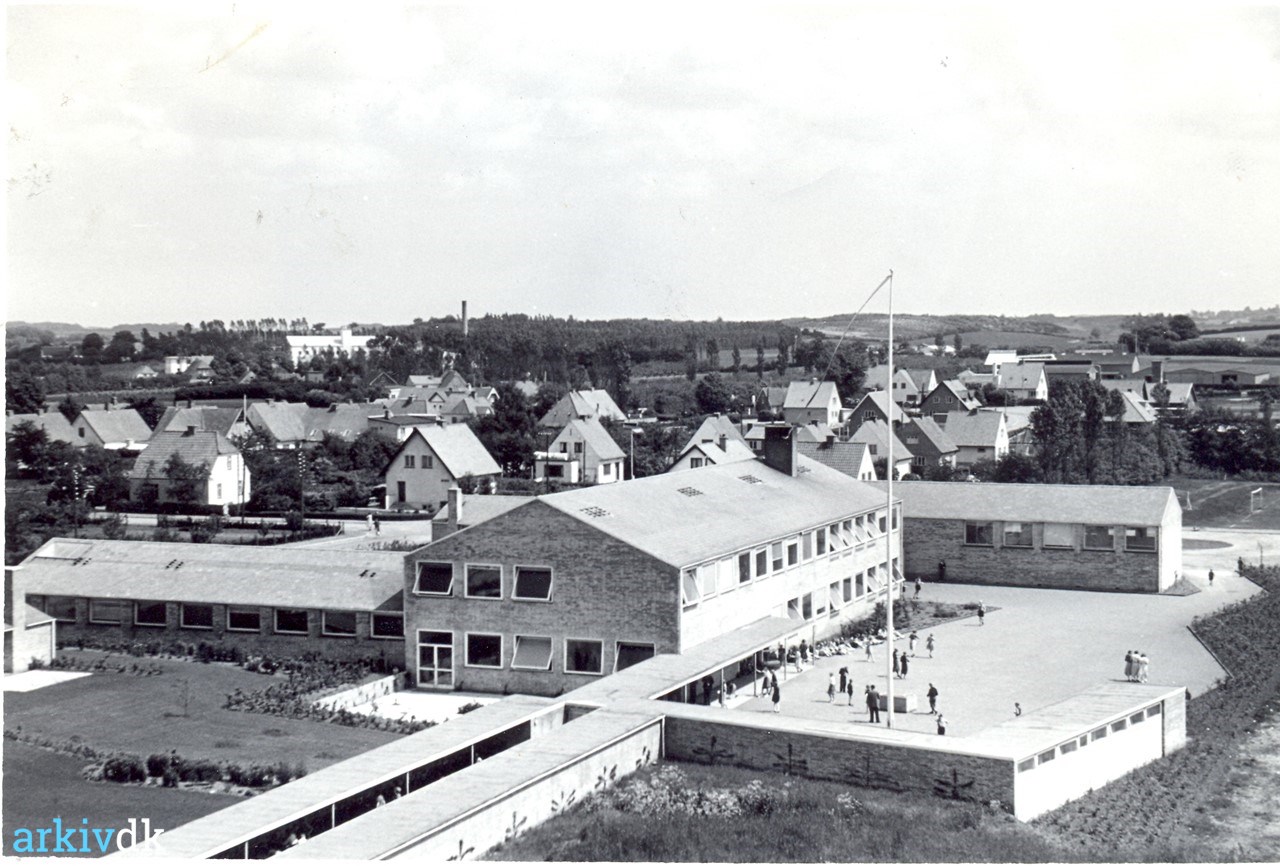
397 481 407 503
416 630 454 689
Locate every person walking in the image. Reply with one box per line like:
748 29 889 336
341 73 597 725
936 713 947 736
937 559 947 582
892 648 901 678
365 513 374 534
1138 652 1150 683
373 514 382 535
977 602 985 626
908 631 919 656
1208 568 1215 587
866 685 880 724
772 682 782 713
926 633 936 658
838 666 848 694
899 653 909 678
864 639 874 662
846 679 855 706
827 673 837 703
799 640 809 668
927 683 938 714
914 577 922 599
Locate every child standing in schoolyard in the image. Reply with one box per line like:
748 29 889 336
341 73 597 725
827 673 836 703
772 682 782 713
908 631 919 656
926 633 936 658
977 602 985 625
936 713 947 735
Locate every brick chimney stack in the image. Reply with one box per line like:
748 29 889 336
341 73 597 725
759 423 798 477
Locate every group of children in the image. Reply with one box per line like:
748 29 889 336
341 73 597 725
1123 649 1151 683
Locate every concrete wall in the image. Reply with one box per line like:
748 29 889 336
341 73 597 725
899 518 1170 592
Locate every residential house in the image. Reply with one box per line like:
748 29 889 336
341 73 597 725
304 403 381 442
920 380 981 421
401 426 902 694
847 391 906 427
999 406 1038 455
384 425 502 511
164 355 216 378
537 389 627 429
669 437 757 472
898 417 958 472
154 405 249 439
129 427 250 507
680 414 748 455
782 380 842 427
743 420 836 452
71 406 152 450
996 362 1049 402
849 420 914 479
246 401 310 448
956 369 996 393
1149 382 1197 416
536 418 626 485
367 412 443 443
439 393 494 425
864 366 936 406
1111 390 1158 425
286 329 374 367
795 439 876 481
1042 360 1100 387
935 410 1009 468
5 409 78 446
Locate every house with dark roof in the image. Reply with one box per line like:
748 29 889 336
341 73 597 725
402 425 902 694
5 409 78 446
935 410 1009 468
154 405 249 439
70 406 152 450
898 416 958 471
1042 359 1100 386
782 379 843 426
795 439 876 481
129 427 250 506
535 418 626 484
848 391 906 427
848 419 914 479
15 539 407 661
875 481 1181 592
305 402 382 442
921 379 982 419
384 425 502 511
246 401 310 447
537 389 627 429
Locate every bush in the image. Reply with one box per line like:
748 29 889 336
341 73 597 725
146 753 170 777
179 758 223 783
102 754 147 783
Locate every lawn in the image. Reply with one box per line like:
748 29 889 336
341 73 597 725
1164 478 1280 531
2 741 239 858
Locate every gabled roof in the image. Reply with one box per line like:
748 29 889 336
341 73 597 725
529 456 889 568
129 429 240 479
871 480 1178 526
900 416 957 454
1098 379 1150 395
1113 390 1158 424
936 411 1006 447
390 425 501 479
997 406 1037 434
783 380 840 411
675 437 756 468
431 494 531 528
997 362 1046 392
154 405 244 437
903 368 938 391
441 394 493 418
927 379 982 411
849 419 914 461
682 414 746 454
850 391 905 423
553 417 626 461
74 408 152 446
743 422 833 444
762 387 788 409
246 401 309 443
304 403 379 441
1155 382 1196 406
18 539 404 611
5 411 77 444
796 440 874 478
538 389 626 428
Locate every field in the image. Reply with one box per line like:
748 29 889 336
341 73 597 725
1163 478 1280 531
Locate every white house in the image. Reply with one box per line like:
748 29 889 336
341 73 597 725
537 389 627 429
536 418 626 484
128 428 250 506
936 410 1010 469
384 424 502 511
997 362 1049 402
286 329 374 367
848 420 914 479
669 437 757 472
782 380 842 427
71 407 152 450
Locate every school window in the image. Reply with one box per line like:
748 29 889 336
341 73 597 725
1038 749 1056 765
227 607 261 632
511 635 553 671
513 567 553 601
88 599 126 625
816 528 827 555
855 572 865 597
1146 704 1162 718
405 454 416 468
134 601 168 627
771 542 784 572
1125 527 1158 552
786 597 803 620
829 581 842 611
1129 712 1145 725
843 577 853 603
801 532 813 560
371 612 404 639
681 570 701 608
1078 735 1089 748
878 513 888 534
1091 726 1108 741
755 549 768 578
828 523 843 550
415 562 454 595
180 603 214 630
1110 719 1127 733
1060 741 1077 755
615 642 656 673
1084 525 1115 551
738 552 752 584
274 609 309 635
1043 523 1075 548
698 563 718 599
465 564 502 599
565 639 604 675
1002 522 1032 548
1017 758 1036 773
964 522 994 546
322 611 357 637
802 593 814 620
465 633 503 668
787 542 799 567
891 507 899 531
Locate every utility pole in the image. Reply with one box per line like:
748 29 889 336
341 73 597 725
885 269 895 729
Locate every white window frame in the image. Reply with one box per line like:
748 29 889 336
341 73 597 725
964 522 995 546
1002 522 1032 548
89 598 127 625
564 637 604 676
464 562 503 600
414 561 455 596
370 612 404 640
273 608 310 635
613 641 656 673
226 607 262 632
464 632 504 669
322 610 358 638
133 600 168 628
681 570 701 608
1043 522 1075 548
511 635 554 671
180 603 215 630
1125 526 1158 553
512 565 553 602
1083 524 1116 551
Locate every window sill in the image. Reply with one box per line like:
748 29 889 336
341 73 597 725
133 622 168 629
273 630 309 637
321 632 357 639
179 624 214 631
565 669 604 677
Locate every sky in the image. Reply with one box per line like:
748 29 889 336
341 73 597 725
6 3 1280 328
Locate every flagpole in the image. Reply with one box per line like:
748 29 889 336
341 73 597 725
885 269 895 728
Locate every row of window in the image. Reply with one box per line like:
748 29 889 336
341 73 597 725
414 563 552 600
403 454 436 469
963 522 1158 552
32 596 404 639
418 630 655 676
682 512 898 608
1016 704 1162 772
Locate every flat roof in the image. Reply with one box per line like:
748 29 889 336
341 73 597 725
130 695 556 859
871 481 1178 526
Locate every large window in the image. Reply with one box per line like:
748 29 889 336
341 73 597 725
1125 527 1158 552
1002 522 1032 548
512 635 553 671
1084 525 1115 551
1043 523 1075 548
566 638 603 675
465 633 503 668
227 607 261 632
681 570 700 607
801 532 814 560
513 567 552 601
964 522 994 546
134 601 168 627
465 564 502 599
371 612 404 639
415 562 454 595
816 528 827 555
274 608 309 635
771 542 784 572
322 611 357 637
180 603 214 630
615 642 656 672
738 552 752 584
754 549 768 577
89 599 127 625
786 542 799 567
42 596 78 622
802 593 813 620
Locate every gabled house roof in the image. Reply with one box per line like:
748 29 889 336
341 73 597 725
674 437 756 469
783 380 840 411
74 408 152 447
441 393 493 419
935 411 1006 448
682 413 747 454
554 417 626 461
304 403 379 441
129 429 240 480
5 411 77 445
154 405 244 437
1112 390 1158 424
743 422 834 445
848 419 914 461
388 425 501 479
849 391 906 423
1154 382 1196 406
900 416 957 455
903 368 938 392
246 401 309 443
796 440 874 478
761 387 788 410
871 481 1178 526
538 389 626 428
997 362 1047 392
926 379 982 411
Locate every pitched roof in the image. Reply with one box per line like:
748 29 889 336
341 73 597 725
870 480 1177 526
129 429 240 479
936 411 1005 447
743 422 833 444
154 405 243 437
392 425 501 479
538 389 626 427
850 391 905 423
441 394 492 418
5 411 77 444
431 494 531 527
1098 379 1150 395
675 437 757 468
762 387 788 409
304 403 379 441
903 368 937 391
783 380 840 411
246 401 309 443
1156 382 1196 405
75 408 152 446
900 416 957 454
682 413 747 453
1114 390 1158 424
997 362 1046 391
796 440 873 478
555 417 626 461
18 539 405 610
849 419 914 460
532 455 889 568
997 406 1037 433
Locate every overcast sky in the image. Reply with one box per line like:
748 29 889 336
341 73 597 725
6 3 1279 328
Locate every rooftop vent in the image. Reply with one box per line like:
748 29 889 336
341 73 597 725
580 506 611 518
677 487 704 497
738 475 763 484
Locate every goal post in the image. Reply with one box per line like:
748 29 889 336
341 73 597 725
1249 488 1263 515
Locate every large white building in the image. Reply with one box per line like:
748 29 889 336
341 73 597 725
286 329 374 366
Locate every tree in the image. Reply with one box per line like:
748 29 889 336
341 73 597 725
731 345 742 373
953 333 963 354
128 396 165 429
474 384 538 476
57 395 85 422
705 339 719 370
991 452 1040 483
755 341 766 379
80 332 104 363
6 371 45 414
6 421 51 473
694 373 732 415
103 330 138 363
163 454 210 507
774 335 790 375
1167 314 1200 342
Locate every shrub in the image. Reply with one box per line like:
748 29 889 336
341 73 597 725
457 700 483 715
179 758 223 783
102 754 146 783
146 753 171 777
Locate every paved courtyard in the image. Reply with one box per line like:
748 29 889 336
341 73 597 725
735 528 1269 739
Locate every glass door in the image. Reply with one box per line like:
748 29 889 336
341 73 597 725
416 630 454 689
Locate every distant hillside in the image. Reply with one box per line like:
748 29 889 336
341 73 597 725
789 313 1107 345
7 320 187 340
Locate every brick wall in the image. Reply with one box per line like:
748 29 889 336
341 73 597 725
403 501 681 696
900 518 1165 592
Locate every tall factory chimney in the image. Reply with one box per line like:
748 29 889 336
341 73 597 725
461 300 468 337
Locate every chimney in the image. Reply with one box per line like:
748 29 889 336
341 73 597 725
1152 360 1165 383
448 486 462 534
185 425 197 436
461 300 468 338
759 423 799 477
718 434 727 451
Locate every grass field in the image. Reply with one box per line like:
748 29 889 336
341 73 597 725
1164 478 1280 531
